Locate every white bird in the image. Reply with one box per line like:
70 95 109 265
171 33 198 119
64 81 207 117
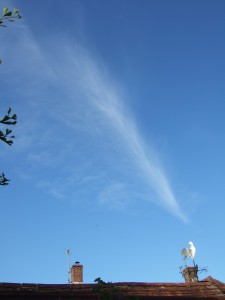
181 241 196 265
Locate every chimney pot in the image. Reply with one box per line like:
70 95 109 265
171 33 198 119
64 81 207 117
182 266 198 283
71 262 83 284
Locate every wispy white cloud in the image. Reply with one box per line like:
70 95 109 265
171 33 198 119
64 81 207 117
98 182 131 212
1 23 187 222
62 46 188 222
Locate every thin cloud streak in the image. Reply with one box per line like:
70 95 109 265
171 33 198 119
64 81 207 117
70 46 187 222
1 22 187 222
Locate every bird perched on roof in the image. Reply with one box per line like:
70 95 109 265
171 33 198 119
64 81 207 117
181 241 196 266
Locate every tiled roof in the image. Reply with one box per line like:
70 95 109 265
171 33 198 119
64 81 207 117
0 278 225 299
203 276 225 293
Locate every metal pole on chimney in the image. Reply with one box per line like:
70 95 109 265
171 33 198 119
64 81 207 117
66 249 71 284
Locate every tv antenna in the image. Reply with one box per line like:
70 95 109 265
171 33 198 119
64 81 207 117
66 249 72 283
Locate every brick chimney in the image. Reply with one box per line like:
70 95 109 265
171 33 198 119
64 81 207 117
71 261 83 284
182 266 198 283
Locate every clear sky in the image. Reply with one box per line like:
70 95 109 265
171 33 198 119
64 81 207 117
0 0 225 284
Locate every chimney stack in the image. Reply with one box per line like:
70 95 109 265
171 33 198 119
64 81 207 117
182 266 198 283
71 262 83 284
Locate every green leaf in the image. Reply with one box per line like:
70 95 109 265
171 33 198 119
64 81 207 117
0 115 9 122
4 11 12 17
6 129 12 134
3 7 8 16
0 173 10 185
14 8 19 14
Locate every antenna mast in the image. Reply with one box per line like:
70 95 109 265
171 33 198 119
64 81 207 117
66 249 71 283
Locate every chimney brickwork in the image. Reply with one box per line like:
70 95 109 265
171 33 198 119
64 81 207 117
182 266 198 283
71 262 83 284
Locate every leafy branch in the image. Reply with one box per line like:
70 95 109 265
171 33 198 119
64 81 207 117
0 6 21 186
0 7 21 27
0 7 21 64
0 107 17 146
0 107 17 185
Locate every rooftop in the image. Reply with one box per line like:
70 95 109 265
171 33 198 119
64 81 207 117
0 276 225 299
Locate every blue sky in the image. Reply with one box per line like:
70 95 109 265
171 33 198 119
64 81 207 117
0 0 225 284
